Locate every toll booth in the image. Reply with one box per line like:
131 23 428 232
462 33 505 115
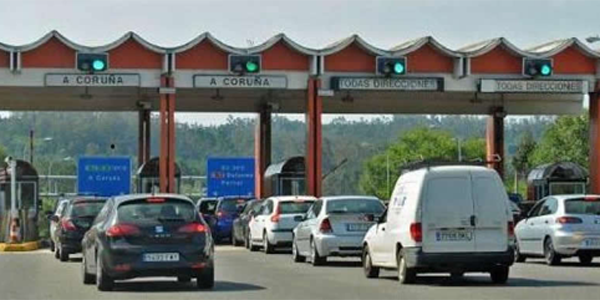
136 157 182 194
527 162 588 201
0 160 39 243
263 156 306 197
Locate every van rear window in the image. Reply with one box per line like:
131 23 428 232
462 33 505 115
118 198 196 224
565 199 600 215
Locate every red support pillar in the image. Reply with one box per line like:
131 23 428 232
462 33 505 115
589 87 600 193
137 109 151 168
306 78 323 197
486 107 505 179
159 76 176 193
254 106 272 198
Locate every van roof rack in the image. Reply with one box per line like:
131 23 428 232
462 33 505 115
400 155 502 173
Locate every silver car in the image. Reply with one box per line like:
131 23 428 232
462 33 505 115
292 196 385 266
515 194 600 265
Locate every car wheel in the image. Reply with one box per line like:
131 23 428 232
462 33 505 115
292 236 305 263
244 231 250 249
578 254 593 265
397 249 416 284
263 231 274 254
82 254 96 285
544 237 561 266
490 266 510 284
249 232 259 252
50 240 55 252
96 253 114 291
59 246 69 262
362 246 379 278
54 246 60 259
196 265 215 289
514 241 526 263
310 239 326 266
178 276 191 283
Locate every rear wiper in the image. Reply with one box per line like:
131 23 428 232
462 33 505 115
158 217 186 223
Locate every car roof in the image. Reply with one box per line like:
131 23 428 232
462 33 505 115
545 194 600 201
319 195 380 202
112 193 193 205
268 195 317 202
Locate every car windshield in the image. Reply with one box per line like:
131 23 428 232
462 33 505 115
279 201 314 214
199 200 218 214
326 199 385 214
68 200 106 217
118 198 196 224
564 199 600 215
219 199 247 212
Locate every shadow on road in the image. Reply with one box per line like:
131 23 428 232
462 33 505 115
378 275 598 287
320 261 362 268
112 280 266 293
67 257 82 263
523 261 600 268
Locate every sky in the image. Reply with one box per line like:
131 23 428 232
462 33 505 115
0 0 597 125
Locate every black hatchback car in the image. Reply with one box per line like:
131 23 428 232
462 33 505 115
49 196 107 262
81 194 214 291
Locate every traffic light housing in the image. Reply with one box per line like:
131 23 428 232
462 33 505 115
523 58 553 77
377 57 406 76
77 53 108 73
229 55 261 75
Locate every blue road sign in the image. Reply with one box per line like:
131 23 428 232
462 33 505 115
77 156 131 197
207 157 255 197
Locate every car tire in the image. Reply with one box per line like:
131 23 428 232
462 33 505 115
196 265 215 289
249 232 259 252
310 239 326 266
263 231 274 254
544 237 561 266
397 249 416 284
82 254 96 285
50 240 55 252
231 231 242 247
292 237 306 263
514 241 526 263
244 231 250 249
490 266 510 284
59 246 69 262
362 246 379 278
96 254 114 291
178 276 192 283
578 254 593 265
54 246 60 259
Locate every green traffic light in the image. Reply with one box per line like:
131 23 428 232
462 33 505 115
92 60 105 71
245 61 258 72
540 64 551 76
393 62 405 74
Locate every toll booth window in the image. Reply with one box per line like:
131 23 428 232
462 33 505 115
549 183 585 195
19 183 36 209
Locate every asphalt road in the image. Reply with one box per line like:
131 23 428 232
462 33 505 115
2 246 600 299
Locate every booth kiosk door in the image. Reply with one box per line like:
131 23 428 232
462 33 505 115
136 157 182 194
263 156 306 197
0 160 39 243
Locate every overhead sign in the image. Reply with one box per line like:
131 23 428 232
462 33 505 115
480 79 588 93
207 157 255 197
77 156 131 197
194 75 287 89
45 74 141 87
331 77 443 91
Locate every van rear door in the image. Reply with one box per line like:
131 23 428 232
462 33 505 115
471 173 510 252
422 175 476 253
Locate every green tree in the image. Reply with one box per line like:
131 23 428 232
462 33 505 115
531 114 589 168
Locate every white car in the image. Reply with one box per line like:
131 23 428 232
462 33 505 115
248 196 316 253
292 196 385 265
48 198 70 254
515 194 600 265
362 165 514 284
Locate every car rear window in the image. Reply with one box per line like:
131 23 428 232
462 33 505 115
118 198 196 224
564 199 600 215
279 201 314 214
69 200 106 218
326 199 385 214
199 200 217 214
219 199 247 212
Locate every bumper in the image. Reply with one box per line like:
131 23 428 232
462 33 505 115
59 235 84 254
314 234 364 257
101 243 213 279
213 223 233 240
404 247 514 272
267 230 293 246
553 232 600 256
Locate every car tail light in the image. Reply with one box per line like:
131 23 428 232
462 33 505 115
271 205 281 223
319 218 333 233
178 222 207 233
106 223 141 237
556 216 583 224
410 222 422 243
584 196 600 202
61 218 77 231
146 198 165 203
507 221 515 237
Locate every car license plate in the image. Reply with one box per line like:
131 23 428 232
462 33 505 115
584 238 600 247
436 229 473 242
347 223 371 232
143 253 180 262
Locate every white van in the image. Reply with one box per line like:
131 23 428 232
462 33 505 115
362 165 514 284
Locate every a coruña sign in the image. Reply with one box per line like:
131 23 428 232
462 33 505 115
331 77 443 91
194 75 288 89
480 79 589 94
45 74 141 87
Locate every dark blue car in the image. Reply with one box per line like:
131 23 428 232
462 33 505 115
206 197 253 242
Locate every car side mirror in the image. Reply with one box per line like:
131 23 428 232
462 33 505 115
294 215 304 222
48 215 59 222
